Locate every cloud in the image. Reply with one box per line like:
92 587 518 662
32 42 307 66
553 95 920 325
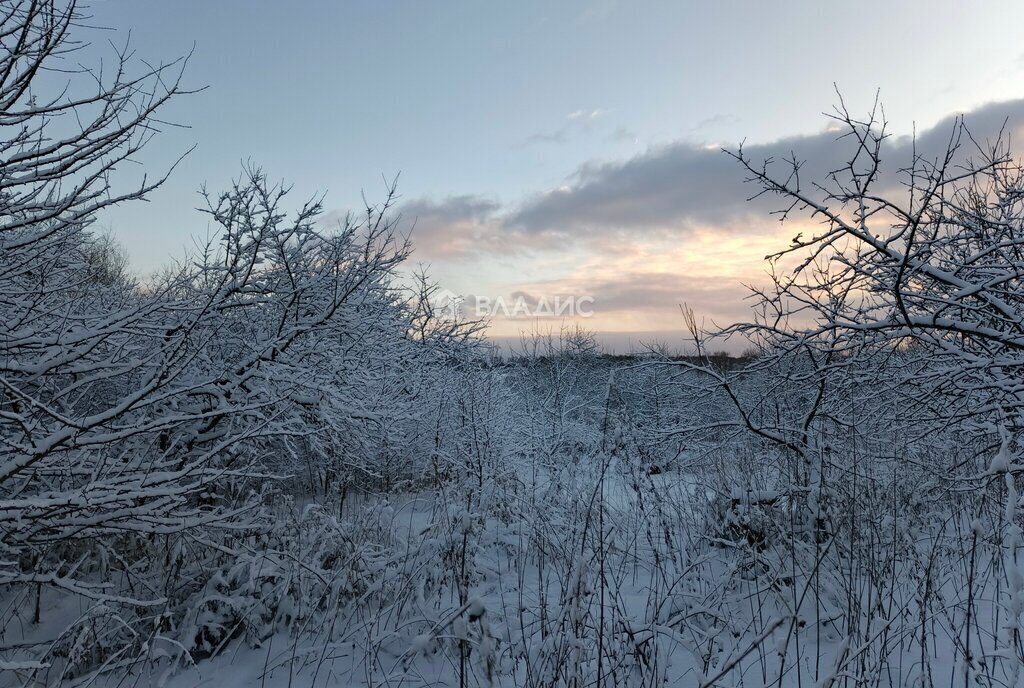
398 98 1024 339
402 98 1024 262
399 193 581 260
567 108 608 122
507 290 539 307
481 268 757 340
690 113 736 133
524 107 609 146
608 126 637 143
524 129 570 145
620 271 746 312
399 195 504 259
508 97 1024 236
509 140 753 232
889 97 1024 157
583 271 753 321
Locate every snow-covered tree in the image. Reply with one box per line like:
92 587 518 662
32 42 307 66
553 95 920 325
0 4 480 681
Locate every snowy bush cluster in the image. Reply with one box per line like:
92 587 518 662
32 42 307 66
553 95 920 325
3 4 1024 687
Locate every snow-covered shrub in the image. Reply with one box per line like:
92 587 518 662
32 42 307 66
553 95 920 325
0 5 481 682
672 99 1024 684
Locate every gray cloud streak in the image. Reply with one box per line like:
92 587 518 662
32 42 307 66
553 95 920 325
508 98 1024 235
401 98 1024 260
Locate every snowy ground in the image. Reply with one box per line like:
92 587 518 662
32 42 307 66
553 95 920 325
41 458 981 688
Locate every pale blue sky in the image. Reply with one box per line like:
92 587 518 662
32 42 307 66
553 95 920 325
86 0 1024 345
